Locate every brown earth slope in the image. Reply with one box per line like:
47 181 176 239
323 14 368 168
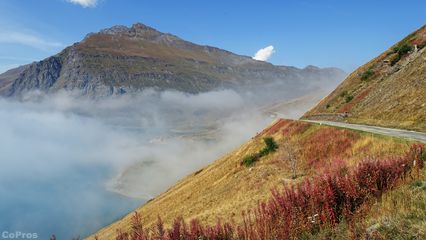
302 25 426 132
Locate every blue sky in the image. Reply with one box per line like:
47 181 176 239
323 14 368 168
0 0 425 73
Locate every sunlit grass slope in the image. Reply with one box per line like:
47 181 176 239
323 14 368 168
90 119 417 239
303 25 426 132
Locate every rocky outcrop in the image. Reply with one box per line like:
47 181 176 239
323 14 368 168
4 57 62 96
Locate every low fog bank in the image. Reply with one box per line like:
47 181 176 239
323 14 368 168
0 75 341 238
0 89 270 238
106 110 271 198
4 89 275 198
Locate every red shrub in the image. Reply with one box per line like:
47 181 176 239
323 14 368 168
115 144 424 240
339 87 372 113
282 121 310 137
301 127 359 169
259 119 292 137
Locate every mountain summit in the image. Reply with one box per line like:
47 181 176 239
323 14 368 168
0 23 345 98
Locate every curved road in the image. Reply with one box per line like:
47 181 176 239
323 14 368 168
302 120 426 143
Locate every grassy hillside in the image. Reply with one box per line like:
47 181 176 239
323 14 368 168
90 119 423 239
87 24 426 239
303 25 426 132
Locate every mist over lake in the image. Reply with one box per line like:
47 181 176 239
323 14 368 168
0 89 275 239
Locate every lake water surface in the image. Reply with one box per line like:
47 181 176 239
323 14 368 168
0 164 142 239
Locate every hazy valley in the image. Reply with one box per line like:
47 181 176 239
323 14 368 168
0 23 345 239
1 2 425 239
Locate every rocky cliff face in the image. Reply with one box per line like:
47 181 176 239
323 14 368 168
0 23 345 98
5 57 62 96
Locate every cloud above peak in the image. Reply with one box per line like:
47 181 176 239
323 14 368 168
66 0 98 8
253 45 275 61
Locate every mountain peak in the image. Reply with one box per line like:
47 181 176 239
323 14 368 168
99 25 129 35
84 22 187 46
0 22 345 98
96 22 160 37
131 22 156 31
304 65 320 70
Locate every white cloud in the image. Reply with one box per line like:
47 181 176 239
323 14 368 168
0 32 63 51
66 0 98 8
253 45 275 61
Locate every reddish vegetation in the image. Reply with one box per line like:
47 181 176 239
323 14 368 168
301 127 359 169
258 119 292 137
113 145 424 240
339 102 355 114
281 121 310 137
355 87 373 103
412 36 426 46
339 87 373 113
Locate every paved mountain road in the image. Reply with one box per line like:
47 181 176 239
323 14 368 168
302 120 426 143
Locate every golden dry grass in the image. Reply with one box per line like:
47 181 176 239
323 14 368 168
89 119 413 239
363 173 426 239
303 169 426 240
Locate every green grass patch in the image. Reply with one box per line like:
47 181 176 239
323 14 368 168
361 69 374 81
410 180 423 188
242 155 258 167
390 43 413 66
345 95 354 103
242 137 278 167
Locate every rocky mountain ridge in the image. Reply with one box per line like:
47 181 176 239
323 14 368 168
0 23 345 98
